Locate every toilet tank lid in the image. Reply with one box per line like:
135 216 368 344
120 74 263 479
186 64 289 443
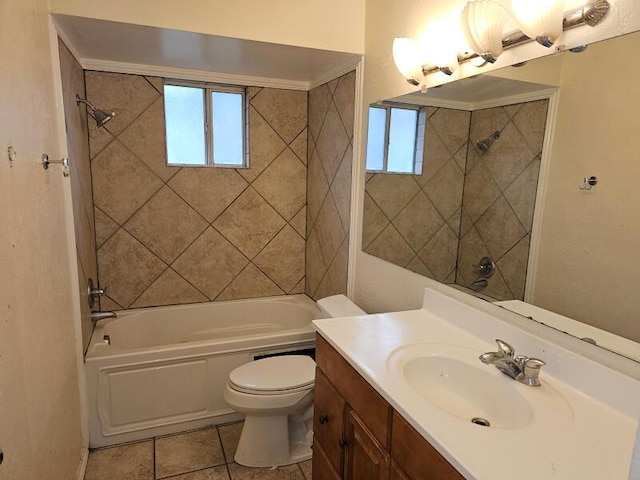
317 294 366 318
230 355 316 392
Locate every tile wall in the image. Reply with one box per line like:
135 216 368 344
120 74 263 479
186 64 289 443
362 107 471 283
86 72 309 310
306 71 356 300
456 99 548 300
58 39 97 350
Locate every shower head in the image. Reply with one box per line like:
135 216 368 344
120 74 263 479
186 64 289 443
476 131 500 154
76 94 114 128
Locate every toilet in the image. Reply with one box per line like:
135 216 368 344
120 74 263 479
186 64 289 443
224 294 366 468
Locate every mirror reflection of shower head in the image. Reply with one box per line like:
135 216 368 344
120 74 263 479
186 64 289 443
476 131 501 154
76 94 114 128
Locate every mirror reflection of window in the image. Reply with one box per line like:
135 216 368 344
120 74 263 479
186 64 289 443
365 105 424 174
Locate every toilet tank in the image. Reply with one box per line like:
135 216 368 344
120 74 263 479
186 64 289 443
316 295 366 318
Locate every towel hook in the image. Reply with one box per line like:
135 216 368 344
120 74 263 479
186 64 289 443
42 153 70 177
579 175 597 191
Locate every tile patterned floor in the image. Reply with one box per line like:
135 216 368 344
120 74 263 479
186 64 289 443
84 423 312 480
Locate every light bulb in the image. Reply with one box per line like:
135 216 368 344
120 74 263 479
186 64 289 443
419 20 460 75
511 0 566 47
461 0 509 63
392 38 423 84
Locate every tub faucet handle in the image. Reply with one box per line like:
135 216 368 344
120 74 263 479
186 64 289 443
88 278 107 309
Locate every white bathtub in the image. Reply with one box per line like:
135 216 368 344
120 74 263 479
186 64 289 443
85 294 320 447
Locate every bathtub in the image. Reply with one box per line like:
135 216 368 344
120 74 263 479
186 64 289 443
85 294 321 447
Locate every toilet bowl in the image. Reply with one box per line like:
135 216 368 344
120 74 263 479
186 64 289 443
224 355 316 467
224 294 365 468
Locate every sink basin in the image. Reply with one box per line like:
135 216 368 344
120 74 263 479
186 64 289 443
403 354 533 428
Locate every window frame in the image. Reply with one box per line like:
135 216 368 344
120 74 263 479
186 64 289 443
163 79 249 168
365 103 424 175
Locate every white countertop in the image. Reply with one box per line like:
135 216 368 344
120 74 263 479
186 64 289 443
313 288 640 480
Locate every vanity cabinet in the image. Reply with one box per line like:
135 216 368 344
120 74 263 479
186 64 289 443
313 334 465 480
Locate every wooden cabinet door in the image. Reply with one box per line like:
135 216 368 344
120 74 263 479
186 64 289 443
312 440 342 480
343 410 390 480
390 461 411 480
314 368 346 475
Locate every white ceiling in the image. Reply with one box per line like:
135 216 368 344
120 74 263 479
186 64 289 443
53 14 361 89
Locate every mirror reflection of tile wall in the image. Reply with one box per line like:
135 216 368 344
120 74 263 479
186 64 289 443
363 100 548 301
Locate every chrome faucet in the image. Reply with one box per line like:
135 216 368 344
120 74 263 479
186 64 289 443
480 339 546 387
91 311 116 323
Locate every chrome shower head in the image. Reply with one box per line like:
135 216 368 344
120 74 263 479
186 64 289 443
475 131 500 154
76 94 114 128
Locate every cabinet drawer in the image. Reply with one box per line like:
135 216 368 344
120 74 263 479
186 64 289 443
316 334 392 450
391 412 465 480
314 368 345 474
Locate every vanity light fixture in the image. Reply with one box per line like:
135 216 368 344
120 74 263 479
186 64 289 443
510 0 566 48
393 0 610 86
461 0 510 63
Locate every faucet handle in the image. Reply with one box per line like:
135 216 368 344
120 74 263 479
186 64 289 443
518 357 546 387
495 339 514 357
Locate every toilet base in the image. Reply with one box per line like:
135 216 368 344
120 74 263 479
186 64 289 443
234 411 313 467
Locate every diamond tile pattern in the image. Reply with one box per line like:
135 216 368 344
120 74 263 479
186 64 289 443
306 71 356 299
363 100 547 298
363 107 470 282
88 72 309 309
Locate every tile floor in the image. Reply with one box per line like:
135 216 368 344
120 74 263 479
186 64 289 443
84 423 312 480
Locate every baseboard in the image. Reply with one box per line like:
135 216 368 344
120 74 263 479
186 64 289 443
77 447 89 480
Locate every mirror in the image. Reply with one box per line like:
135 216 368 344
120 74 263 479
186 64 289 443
362 30 640 361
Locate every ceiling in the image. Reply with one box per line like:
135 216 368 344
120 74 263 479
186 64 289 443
53 14 361 89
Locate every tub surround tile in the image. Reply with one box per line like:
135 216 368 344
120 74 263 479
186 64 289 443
253 226 305 293
305 151 329 226
145 75 164 94
315 103 349 183
416 124 451 187
365 174 420 220
239 107 287 183
289 207 306 239
314 238 349 299
85 70 160 136
512 100 549 153
227 463 305 480
251 88 307 145
172 228 248 300
155 428 225 479
361 192 389 249
314 194 345 266
289 128 308 165
429 108 471 156
418 224 458 282
475 195 527 261
168 168 249 223
100 295 123 311
365 224 414 268
213 188 286 259
252 149 306 221
425 159 465 221
482 122 536 191
94 207 119 248
88 119 116 159
216 264 284 301
504 158 541 232
469 106 510 141
392 191 445 252
330 146 353 232
406 255 435 279
219 422 243 462
332 71 356 140
304 228 328 296
131 269 208 308
290 277 306 294
97 229 166 308
85 441 154 480
125 186 209 264
497 235 531 300
307 84 332 143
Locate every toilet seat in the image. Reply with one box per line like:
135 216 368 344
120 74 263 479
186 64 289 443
229 355 315 395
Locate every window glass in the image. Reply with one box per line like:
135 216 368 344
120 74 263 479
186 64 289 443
211 91 244 166
164 85 206 165
365 107 387 171
387 108 418 173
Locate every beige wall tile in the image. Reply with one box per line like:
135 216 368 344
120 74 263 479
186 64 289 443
497 235 531 300
306 151 329 225
172 227 248 300
512 100 549 154
365 224 414 268
314 195 345 264
406 255 435 278
251 88 307 144
308 84 332 143
254 226 305 293
462 161 501 222
216 264 284 301
366 174 420 219
130 269 208 308
94 207 119 248
361 192 390 249
475 195 527 260
482 122 536 191
213 188 286 259
418 224 458 281
425 160 465 220
290 207 307 239
305 229 328 296
429 108 471 155
392 191 445 252
330 145 353 232
253 149 306 221
504 158 541 232
290 128 308 165
333 71 356 139
315 103 350 183
239 106 287 183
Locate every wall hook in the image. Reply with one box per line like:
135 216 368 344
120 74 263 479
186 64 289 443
579 175 597 191
42 153 70 177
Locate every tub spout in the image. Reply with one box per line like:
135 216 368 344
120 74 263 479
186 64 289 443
91 311 116 323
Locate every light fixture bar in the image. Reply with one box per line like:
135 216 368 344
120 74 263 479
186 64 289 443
420 0 609 77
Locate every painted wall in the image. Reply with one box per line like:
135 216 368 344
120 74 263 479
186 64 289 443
86 72 308 310
58 39 98 352
532 33 640 342
0 1 85 479
355 0 640 314
306 71 356 299
49 0 365 54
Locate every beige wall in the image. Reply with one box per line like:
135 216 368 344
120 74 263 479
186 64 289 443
355 0 640 314
86 72 308 309
49 0 365 54
0 1 84 479
532 34 640 342
58 40 97 351
306 71 356 299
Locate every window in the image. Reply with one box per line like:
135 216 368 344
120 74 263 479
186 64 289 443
365 105 425 174
164 81 248 167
